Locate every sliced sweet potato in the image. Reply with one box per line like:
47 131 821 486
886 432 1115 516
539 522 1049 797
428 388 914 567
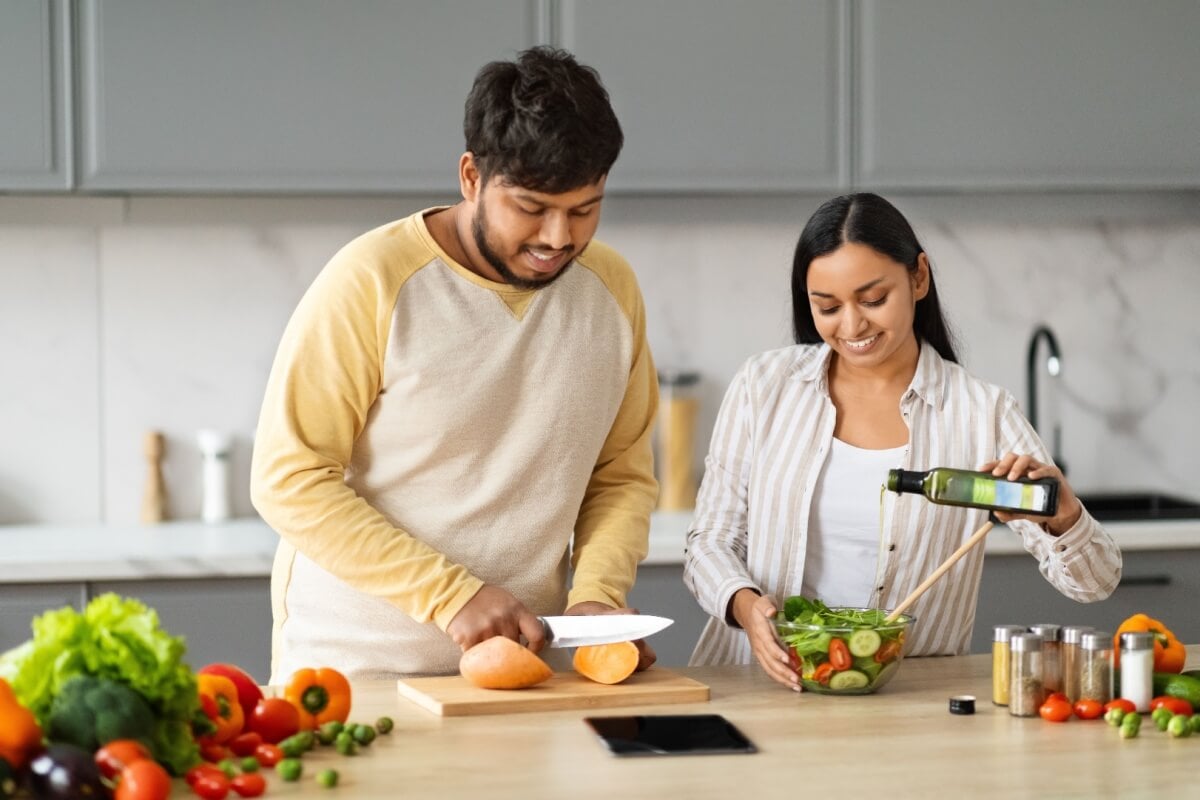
573 641 640 685
459 635 553 689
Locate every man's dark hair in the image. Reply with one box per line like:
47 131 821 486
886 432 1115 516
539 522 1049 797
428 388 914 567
464 46 623 193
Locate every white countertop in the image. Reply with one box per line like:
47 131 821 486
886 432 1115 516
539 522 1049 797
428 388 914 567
2 512 1198 584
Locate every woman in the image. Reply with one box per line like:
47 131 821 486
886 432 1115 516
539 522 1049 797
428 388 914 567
682 193 1120 689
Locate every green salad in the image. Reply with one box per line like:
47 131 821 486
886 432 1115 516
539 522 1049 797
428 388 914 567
776 596 910 694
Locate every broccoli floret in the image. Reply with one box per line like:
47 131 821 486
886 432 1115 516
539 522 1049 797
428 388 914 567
47 675 156 752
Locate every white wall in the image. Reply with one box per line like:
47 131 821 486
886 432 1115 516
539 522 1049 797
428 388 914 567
2 192 1198 525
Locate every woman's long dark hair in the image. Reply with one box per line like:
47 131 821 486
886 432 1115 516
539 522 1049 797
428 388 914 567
791 193 959 363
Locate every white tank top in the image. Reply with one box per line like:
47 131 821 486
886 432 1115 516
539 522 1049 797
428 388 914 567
800 438 906 608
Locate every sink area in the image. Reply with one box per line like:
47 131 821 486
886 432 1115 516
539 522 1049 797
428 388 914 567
1076 492 1200 522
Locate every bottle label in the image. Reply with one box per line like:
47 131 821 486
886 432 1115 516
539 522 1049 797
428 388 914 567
945 475 1050 513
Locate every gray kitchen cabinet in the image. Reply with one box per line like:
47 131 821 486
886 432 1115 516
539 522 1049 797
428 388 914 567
90 578 273 683
76 0 540 192
0 583 86 654
0 0 72 190
856 0 1200 190
970 550 1200 654
560 0 846 192
627 564 706 667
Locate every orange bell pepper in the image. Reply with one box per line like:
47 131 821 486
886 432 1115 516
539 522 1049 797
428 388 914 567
1114 613 1186 673
197 674 245 744
0 677 43 769
284 667 351 730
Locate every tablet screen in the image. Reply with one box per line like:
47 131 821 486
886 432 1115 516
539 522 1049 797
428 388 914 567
584 714 757 757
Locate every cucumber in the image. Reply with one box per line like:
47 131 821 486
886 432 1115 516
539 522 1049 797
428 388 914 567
847 629 882 658
828 669 870 691
1152 672 1200 710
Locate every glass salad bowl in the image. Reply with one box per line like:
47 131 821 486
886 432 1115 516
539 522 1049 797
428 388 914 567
775 598 914 695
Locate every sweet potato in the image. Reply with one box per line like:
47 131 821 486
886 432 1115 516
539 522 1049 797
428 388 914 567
573 641 640 685
459 636 553 689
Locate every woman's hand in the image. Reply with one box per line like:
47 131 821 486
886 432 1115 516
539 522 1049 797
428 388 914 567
730 588 800 690
980 453 1082 535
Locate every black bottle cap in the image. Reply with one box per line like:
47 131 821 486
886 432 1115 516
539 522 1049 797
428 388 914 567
888 469 925 494
949 695 976 715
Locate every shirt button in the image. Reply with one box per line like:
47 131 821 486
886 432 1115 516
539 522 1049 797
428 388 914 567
888 544 896 551
877 585 885 592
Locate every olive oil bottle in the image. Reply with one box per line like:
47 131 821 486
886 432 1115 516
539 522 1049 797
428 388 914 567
886 467 1059 516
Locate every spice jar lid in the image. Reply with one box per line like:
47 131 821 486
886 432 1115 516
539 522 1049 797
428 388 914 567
1061 625 1094 644
949 695 976 715
1011 633 1043 652
657 370 701 387
1028 624 1062 641
992 625 1026 643
1080 632 1112 650
1120 631 1155 651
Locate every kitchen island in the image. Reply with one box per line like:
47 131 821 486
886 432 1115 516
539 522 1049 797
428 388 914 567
271 647 1199 798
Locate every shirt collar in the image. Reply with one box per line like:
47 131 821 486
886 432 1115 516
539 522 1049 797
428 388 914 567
792 339 948 411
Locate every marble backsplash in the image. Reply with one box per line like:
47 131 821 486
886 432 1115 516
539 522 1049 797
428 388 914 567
2 192 1198 525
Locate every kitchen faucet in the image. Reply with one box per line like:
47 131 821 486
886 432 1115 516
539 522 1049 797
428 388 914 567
1026 325 1065 473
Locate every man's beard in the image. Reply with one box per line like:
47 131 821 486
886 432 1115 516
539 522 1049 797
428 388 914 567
472 206 575 290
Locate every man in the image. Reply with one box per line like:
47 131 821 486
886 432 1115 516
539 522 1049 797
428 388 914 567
250 47 659 680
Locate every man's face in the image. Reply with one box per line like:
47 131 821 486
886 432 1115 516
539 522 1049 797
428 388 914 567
469 175 607 290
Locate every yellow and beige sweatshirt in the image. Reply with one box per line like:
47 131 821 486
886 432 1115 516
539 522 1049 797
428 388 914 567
250 209 658 680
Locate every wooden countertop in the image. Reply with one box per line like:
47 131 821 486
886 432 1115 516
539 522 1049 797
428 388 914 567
266 646 1200 798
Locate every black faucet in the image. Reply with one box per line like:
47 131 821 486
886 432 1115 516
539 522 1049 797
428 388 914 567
1026 325 1065 472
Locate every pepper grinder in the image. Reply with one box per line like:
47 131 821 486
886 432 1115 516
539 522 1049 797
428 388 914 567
197 429 234 523
141 430 167 523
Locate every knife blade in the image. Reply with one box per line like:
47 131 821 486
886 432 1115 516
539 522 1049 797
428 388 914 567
538 614 673 648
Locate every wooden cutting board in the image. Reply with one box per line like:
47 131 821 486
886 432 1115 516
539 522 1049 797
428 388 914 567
395 668 710 716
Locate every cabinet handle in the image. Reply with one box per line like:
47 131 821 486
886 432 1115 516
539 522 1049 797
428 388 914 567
1119 575 1171 587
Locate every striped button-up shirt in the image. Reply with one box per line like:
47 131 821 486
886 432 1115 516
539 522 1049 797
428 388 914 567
683 342 1122 664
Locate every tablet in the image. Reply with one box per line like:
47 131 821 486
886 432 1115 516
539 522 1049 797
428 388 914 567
584 714 757 757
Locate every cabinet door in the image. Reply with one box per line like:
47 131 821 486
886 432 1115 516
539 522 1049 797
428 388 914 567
561 0 846 192
91 578 273 682
77 0 538 192
627 565 707 667
857 0 1200 190
0 0 71 190
0 583 85 654
971 550 1200 654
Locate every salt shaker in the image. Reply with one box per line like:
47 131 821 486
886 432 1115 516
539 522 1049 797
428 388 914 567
197 429 234 523
1078 631 1113 705
1028 624 1063 693
1119 631 1154 712
1009 633 1045 718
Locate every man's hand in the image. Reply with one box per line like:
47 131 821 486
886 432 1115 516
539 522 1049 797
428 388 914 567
446 584 547 652
564 601 658 671
730 588 799 690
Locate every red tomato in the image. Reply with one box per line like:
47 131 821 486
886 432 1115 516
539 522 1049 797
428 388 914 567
1150 696 1193 716
813 662 835 686
246 697 301 744
186 764 228 787
1046 692 1069 704
192 773 231 800
828 638 852 671
874 640 901 664
787 647 801 673
253 743 283 767
1039 697 1073 722
94 739 153 780
1073 698 1104 720
114 759 172 800
230 773 267 798
228 732 263 758
1104 698 1137 715
199 742 229 763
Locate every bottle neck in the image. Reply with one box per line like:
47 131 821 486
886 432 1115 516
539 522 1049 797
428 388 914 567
888 469 927 495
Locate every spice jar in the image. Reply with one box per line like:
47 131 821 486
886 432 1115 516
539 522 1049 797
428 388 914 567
656 370 701 511
991 625 1026 706
1119 631 1154 712
1009 633 1045 718
1078 631 1113 705
1060 625 1093 702
1028 624 1062 693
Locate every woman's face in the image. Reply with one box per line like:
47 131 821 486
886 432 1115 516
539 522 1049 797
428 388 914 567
806 242 929 370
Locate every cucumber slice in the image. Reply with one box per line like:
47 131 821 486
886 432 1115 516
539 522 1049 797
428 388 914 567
847 628 882 658
828 669 870 691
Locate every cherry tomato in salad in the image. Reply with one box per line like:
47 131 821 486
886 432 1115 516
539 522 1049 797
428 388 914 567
94 739 152 780
230 772 267 798
114 759 172 800
1150 696 1193 716
813 662 835 686
1039 697 1073 722
828 638 852 671
874 640 901 664
1104 698 1137 715
787 647 801 674
1073 698 1104 720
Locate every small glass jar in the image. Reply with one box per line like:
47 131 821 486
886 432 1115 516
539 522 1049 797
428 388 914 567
1119 631 1155 712
1009 633 1045 718
1028 624 1063 693
991 625 1026 706
655 370 701 511
1060 625 1094 702
1078 631 1113 705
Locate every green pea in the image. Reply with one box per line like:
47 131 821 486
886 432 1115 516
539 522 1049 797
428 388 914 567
1105 708 1126 726
335 731 358 756
240 757 259 773
375 716 394 734
1154 711 1172 731
276 758 303 781
217 758 237 779
319 720 344 743
317 769 339 789
1189 715 1200 735
352 724 376 745
1168 715 1192 738
1119 721 1140 739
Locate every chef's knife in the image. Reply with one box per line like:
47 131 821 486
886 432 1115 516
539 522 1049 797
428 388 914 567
539 614 673 648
